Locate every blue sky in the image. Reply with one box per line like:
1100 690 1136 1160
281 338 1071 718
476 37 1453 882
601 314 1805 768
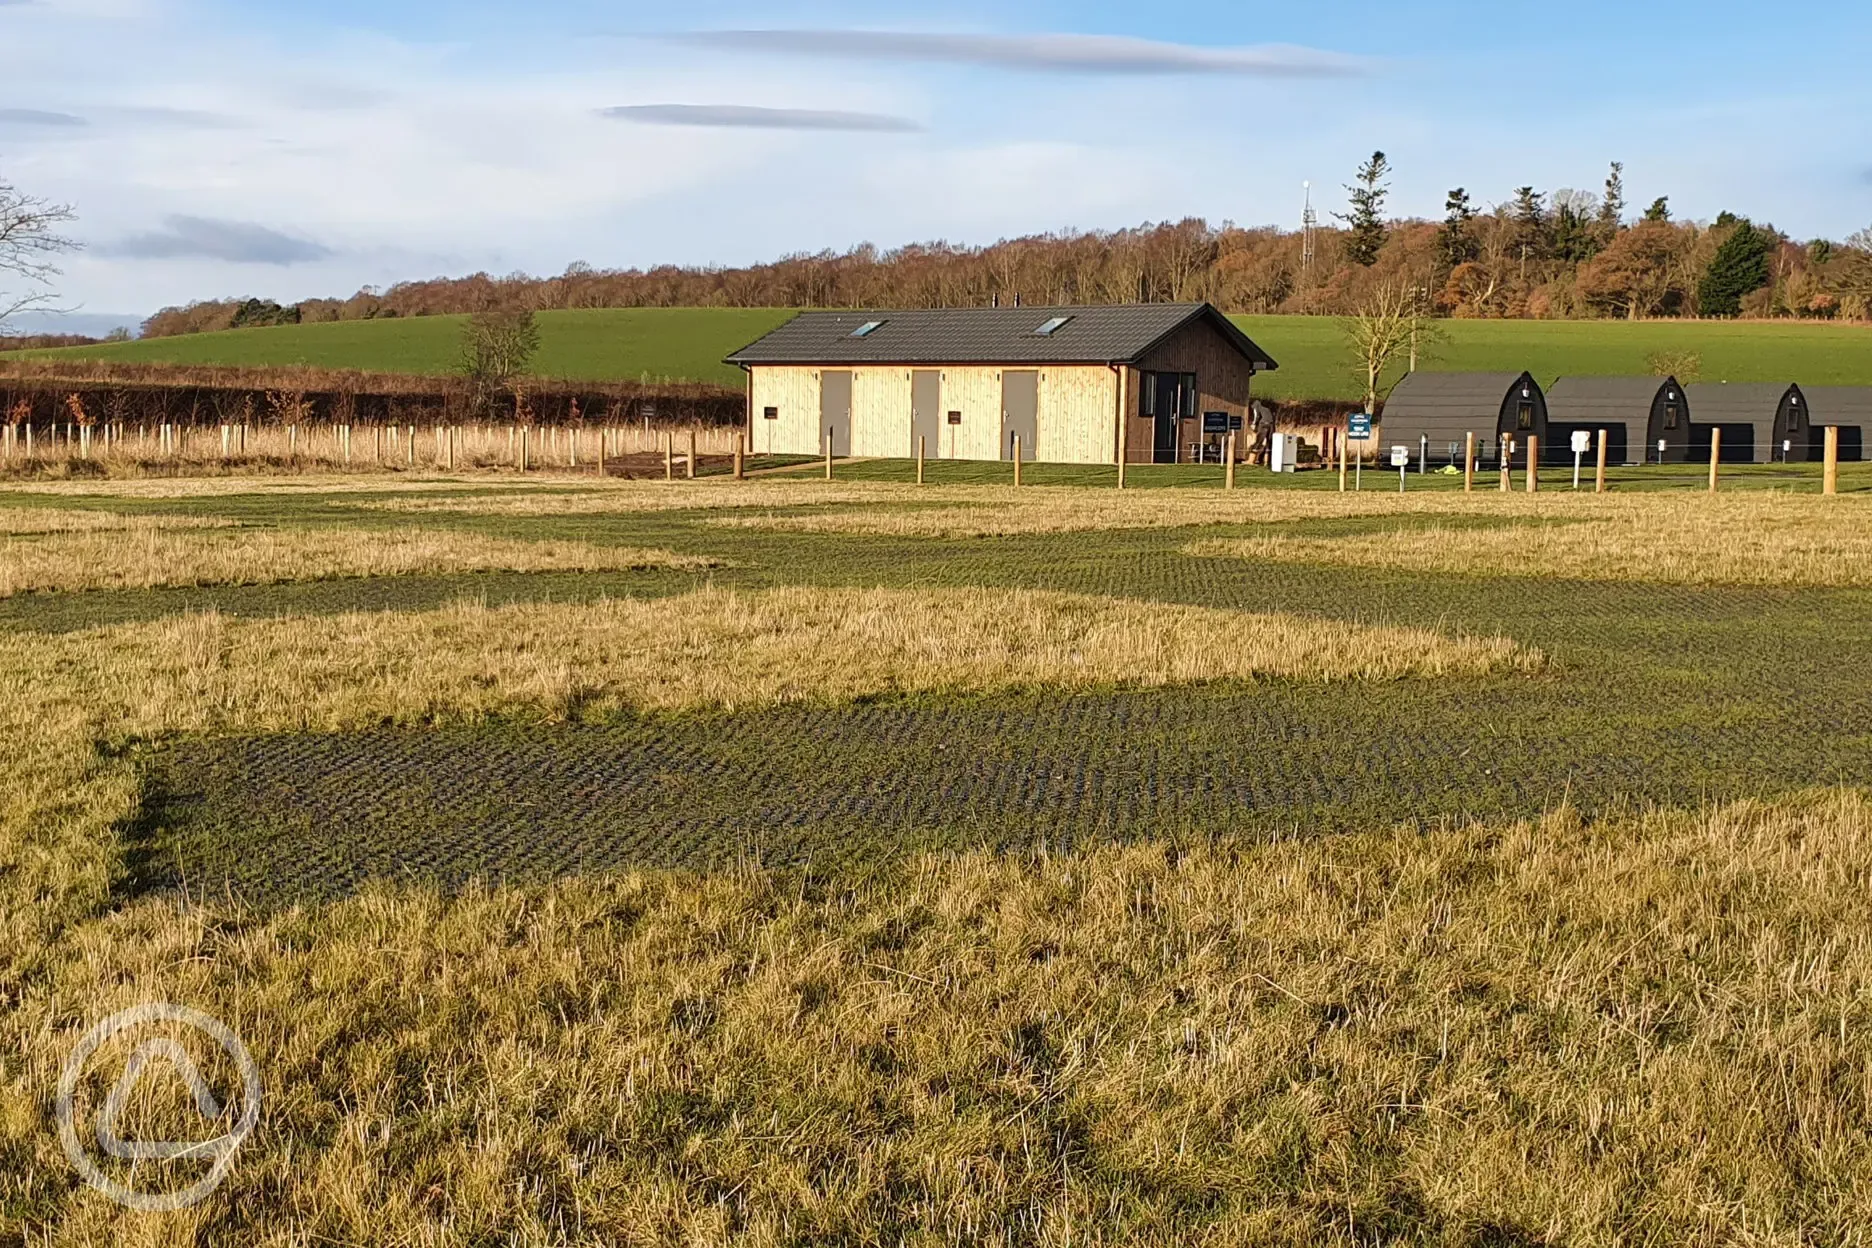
2 0 1869 331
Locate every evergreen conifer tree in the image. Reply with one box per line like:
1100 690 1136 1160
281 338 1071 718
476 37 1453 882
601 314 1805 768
1697 219 1771 317
1335 152 1391 267
1440 188 1477 269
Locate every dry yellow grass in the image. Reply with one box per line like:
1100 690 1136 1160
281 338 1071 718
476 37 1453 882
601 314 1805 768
0 507 236 536
0 527 719 596
1188 496 1872 587
0 582 1525 988
8 473 588 499
9 790 1872 1244
37 587 1535 738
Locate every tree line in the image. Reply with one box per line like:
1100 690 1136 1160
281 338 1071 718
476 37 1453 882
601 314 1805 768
33 158 1872 340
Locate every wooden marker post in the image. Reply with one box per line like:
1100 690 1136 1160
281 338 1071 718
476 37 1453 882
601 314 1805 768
1463 432 1475 493
407 426 415 467
916 435 926 485
731 435 743 481
447 427 457 472
1013 435 1023 487
1225 433 1237 491
824 431 833 481
1116 449 1127 490
1708 428 1722 493
688 430 698 480
1824 426 1840 496
520 426 530 472
1595 429 1609 494
1338 431 1348 493
1500 438 1512 492
665 433 675 482
1526 435 1540 493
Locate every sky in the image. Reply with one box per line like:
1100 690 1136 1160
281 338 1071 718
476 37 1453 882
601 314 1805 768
2 0 1870 333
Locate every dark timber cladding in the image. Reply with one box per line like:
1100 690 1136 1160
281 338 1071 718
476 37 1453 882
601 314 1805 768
1795 386 1872 462
1683 383 1800 463
725 303 1278 466
1378 372 1547 469
1546 376 1692 466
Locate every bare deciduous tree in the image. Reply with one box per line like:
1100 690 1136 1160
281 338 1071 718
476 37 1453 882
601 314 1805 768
458 308 542 415
1341 283 1441 415
0 177 79 332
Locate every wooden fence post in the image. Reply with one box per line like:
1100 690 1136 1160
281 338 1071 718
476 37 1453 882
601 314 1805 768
824 430 833 481
408 426 415 467
220 424 230 458
1463 432 1475 493
1526 435 1540 493
1708 428 1722 493
665 432 675 481
1500 438 1512 492
374 424 383 465
1595 429 1609 494
1339 432 1348 493
687 429 697 480
732 435 743 481
1225 433 1237 490
1824 425 1840 496
447 426 457 472
916 435 925 485
520 426 530 472
1013 434 1023 487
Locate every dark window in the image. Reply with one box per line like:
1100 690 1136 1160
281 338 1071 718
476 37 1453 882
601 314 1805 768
1139 373 1157 417
1788 408 1803 430
1664 403 1679 431
1182 374 1199 418
1517 402 1534 431
763 406 779 421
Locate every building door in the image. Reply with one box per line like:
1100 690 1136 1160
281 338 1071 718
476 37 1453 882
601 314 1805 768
820 371 852 457
1001 371 1038 461
911 371 942 459
1149 374 1182 463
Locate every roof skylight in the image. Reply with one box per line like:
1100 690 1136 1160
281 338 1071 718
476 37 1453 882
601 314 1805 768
1033 316 1073 337
850 320 886 338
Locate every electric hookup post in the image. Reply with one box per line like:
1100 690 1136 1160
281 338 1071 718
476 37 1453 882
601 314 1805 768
1571 430 1592 490
1348 412 1372 492
1391 444 1410 493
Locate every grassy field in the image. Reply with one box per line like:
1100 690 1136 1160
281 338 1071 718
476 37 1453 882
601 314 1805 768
25 308 1872 400
5 467 1872 1242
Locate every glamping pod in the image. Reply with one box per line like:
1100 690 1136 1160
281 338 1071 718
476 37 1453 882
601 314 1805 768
1683 383 1799 464
1379 371 1547 469
1793 386 1872 462
1546 376 1692 466
725 303 1278 466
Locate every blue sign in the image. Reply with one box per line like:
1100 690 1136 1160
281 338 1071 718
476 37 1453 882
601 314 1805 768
1348 413 1373 440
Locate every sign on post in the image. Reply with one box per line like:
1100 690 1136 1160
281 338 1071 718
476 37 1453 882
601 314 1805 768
1348 413 1373 441
1202 412 1230 435
1571 430 1592 490
1391 444 1410 492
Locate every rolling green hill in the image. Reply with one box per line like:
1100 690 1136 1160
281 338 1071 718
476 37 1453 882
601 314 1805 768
25 308 1872 401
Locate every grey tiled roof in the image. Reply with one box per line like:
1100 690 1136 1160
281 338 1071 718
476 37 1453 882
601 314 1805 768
1683 382 1794 425
1547 376 1681 424
1382 371 1530 420
723 303 1278 368
1797 385 1872 428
